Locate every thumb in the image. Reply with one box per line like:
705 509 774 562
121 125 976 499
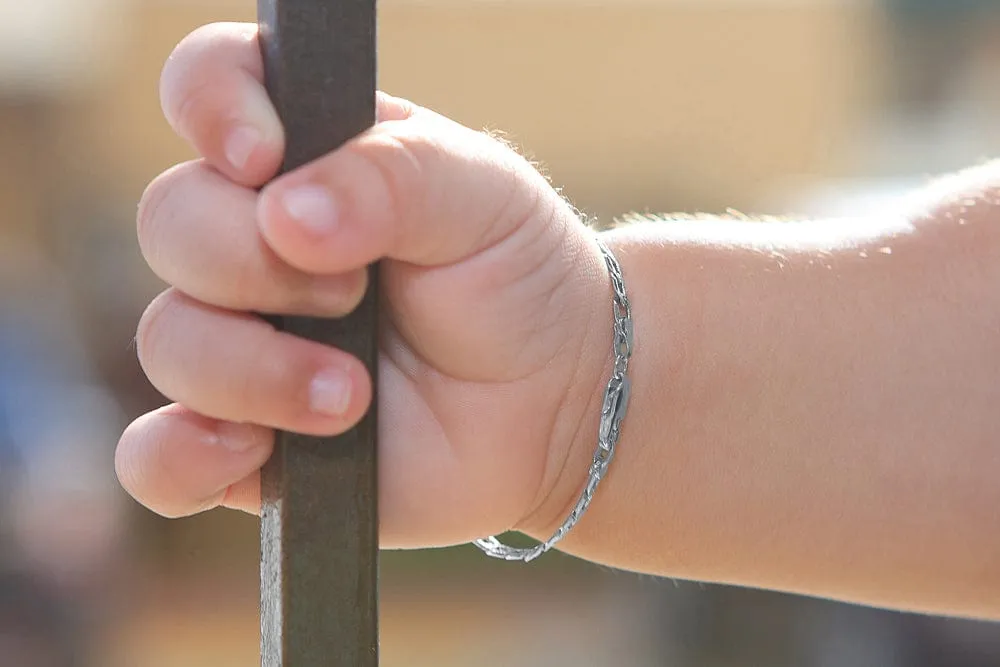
257 98 557 274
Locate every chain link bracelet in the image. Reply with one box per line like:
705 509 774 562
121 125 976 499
473 235 633 562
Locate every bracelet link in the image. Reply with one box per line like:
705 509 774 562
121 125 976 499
616 316 634 360
599 375 630 449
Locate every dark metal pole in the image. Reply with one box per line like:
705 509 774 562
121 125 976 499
256 1 379 665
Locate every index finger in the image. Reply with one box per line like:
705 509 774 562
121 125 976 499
160 22 285 187
159 23 419 189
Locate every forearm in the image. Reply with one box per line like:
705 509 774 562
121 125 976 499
529 166 1000 618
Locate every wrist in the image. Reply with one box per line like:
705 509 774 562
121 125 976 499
515 228 620 542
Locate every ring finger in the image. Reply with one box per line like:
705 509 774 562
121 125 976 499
136 288 373 435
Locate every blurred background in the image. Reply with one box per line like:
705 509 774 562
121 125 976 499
1 0 1000 665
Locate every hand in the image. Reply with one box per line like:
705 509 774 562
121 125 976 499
116 22 612 550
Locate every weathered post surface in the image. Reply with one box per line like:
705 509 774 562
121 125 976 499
257 1 379 665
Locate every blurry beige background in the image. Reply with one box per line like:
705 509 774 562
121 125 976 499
2 1 1000 666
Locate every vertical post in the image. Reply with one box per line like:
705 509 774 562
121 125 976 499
257 1 379 666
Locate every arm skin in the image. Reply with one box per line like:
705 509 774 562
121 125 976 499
524 162 1000 620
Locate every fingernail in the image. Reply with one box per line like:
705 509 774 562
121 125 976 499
282 185 339 233
213 421 263 454
309 368 352 417
225 125 261 171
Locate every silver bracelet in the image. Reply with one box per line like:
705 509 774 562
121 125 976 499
473 235 633 562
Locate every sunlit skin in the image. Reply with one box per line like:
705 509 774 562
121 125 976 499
118 22 1000 621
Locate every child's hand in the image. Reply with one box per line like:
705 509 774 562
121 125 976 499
115 23 611 549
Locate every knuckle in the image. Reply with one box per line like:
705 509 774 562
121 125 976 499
136 161 206 274
160 26 218 132
135 288 184 379
114 423 143 499
354 124 430 225
136 181 163 263
167 77 225 143
136 169 174 268
160 23 255 137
